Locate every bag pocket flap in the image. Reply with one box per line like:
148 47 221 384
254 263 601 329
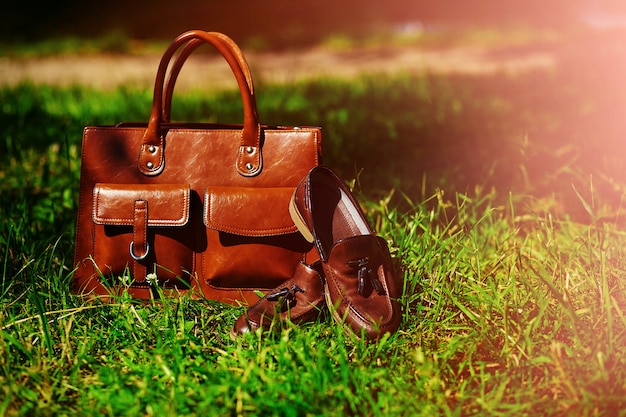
204 186 298 236
93 183 190 226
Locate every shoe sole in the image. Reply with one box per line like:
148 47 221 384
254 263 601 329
289 192 315 243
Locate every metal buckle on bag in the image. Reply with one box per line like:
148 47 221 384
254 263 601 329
130 241 150 261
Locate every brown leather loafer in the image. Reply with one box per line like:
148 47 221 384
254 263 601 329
231 261 325 336
289 166 401 339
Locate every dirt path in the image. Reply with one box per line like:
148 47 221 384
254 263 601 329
0 44 555 91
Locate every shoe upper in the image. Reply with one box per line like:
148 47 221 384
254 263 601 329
291 166 402 339
324 235 402 339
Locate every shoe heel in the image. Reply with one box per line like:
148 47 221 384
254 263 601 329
289 193 315 243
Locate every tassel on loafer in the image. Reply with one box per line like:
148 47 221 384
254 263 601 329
231 261 325 336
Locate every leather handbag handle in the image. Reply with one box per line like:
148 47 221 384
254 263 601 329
162 35 254 122
139 30 262 177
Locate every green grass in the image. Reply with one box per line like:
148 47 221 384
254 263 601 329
0 31 143 58
2 41 626 415
3 180 626 416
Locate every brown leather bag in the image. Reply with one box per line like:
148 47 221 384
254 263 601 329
72 30 322 304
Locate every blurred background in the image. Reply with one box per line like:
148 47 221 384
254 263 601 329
4 0 626 44
2 0 625 223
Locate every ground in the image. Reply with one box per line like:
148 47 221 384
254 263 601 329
0 39 556 91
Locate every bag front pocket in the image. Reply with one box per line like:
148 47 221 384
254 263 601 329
92 183 197 288
203 186 312 290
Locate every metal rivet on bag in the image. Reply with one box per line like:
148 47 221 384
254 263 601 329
146 162 154 169
245 162 254 171
148 146 156 153
246 146 254 154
